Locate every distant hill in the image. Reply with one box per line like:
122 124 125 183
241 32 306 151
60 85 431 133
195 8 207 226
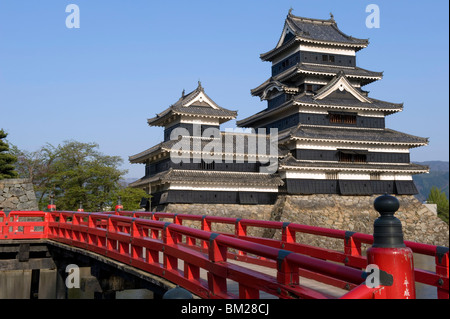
413 161 449 202
120 177 139 188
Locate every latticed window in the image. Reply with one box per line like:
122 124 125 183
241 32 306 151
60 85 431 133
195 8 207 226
329 113 357 125
199 160 215 170
326 172 338 180
339 152 367 163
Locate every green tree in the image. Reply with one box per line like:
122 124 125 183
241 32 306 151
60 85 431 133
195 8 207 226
427 186 449 224
11 143 59 202
0 129 18 179
110 187 149 211
12 140 129 211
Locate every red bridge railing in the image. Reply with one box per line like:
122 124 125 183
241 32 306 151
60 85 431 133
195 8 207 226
0 196 448 299
114 210 448 299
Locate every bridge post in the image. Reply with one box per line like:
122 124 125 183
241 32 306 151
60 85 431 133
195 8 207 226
367 194 416 299
47 193 56 212
115 196 123 214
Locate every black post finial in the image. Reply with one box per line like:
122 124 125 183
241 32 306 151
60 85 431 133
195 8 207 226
372 194 405 248
163 286 193 299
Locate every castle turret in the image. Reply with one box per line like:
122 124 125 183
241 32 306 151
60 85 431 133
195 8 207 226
237 11 429 196
129 82 282 208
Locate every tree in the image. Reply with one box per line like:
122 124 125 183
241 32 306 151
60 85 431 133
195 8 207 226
12 140 129 211
110 187 149 211
427 186 449 224
10 143 59 202
0 129 18 179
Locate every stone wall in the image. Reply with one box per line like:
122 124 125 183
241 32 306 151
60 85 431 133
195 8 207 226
0 179 39 211
158 194 449 251
159 203 274 238
280 195 449 250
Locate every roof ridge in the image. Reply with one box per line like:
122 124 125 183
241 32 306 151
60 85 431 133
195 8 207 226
287 10 335 25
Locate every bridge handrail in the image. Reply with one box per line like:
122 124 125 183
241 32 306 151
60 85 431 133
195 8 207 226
0 210 48 239
1 209 448 299
103 210 449 298
1 210 369 298
66 211 373 298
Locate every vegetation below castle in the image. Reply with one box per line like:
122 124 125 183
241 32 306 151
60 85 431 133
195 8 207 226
413 161 449 201
9 140 147 211
413 161 449 224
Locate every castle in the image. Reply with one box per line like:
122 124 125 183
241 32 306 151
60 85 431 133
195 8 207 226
129 11 429 210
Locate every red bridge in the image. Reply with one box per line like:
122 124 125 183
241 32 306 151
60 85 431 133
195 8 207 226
0 195 448 299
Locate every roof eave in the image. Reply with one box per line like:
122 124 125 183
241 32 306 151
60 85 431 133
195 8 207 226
260 37 368 62
290 136 429 147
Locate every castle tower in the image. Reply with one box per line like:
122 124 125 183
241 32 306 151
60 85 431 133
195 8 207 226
129 82 283 208
237 11 429 196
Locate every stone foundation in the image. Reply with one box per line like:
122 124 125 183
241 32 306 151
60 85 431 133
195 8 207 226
0 179 39 211
281 194 449 250
158 194 449 250
159 203 274 238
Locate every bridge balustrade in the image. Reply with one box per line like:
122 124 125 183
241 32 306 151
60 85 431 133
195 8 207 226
102 210 450 299
0 205 448 299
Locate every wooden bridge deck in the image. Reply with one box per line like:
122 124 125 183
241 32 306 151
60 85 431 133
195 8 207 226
226 259 348 299
176 253 348 299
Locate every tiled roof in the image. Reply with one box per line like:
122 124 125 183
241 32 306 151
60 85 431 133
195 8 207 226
280 63 382 82
129 133 288 163
286 13 368 45
128 169 284 188
251 63 383 98
260 12 369 61
279 154 429 173
294 93 402 111
236 93 402 129
147 82 237 126
287 126 429 146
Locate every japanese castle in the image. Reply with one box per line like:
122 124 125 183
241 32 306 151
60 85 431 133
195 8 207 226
129 11 429 208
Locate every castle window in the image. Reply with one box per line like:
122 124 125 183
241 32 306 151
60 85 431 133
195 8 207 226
339 150 367 163
200 160 215 170
322 54 336 63
329 113 357 125
326 172 338 180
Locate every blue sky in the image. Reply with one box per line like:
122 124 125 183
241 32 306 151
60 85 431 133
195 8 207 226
0 0 448 179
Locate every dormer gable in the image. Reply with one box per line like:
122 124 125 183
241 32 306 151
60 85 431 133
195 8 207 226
313 71 371 103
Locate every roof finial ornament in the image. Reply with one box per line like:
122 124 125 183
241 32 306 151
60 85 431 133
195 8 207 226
329 12 335 22
288 7 293 15
198 80 203 90
181 89 185 98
